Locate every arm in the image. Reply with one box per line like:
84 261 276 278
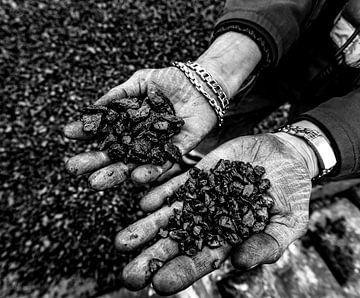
63 33 263 188
297 88 360 178
214 0 318 66
194 0 324 103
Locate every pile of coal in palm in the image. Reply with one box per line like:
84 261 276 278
159 159 273 256
81 91 184 164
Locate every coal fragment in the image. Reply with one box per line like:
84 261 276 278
81 113 103 134
151 147 167 165
148 258 164 274
127 103 151 122
164 143 182 163
109 98 141 111
82 105 108 114
153 121 170 131
212 259 221 269
158 228 169 238
99 133 117 151
107 143 126 161
148 90 175 114
105 109 119 123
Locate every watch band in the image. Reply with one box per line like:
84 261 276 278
277 125 337 180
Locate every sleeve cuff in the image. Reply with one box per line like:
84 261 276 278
296 110 359 178
214 10 285 66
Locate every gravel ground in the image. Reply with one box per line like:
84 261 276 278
0 0 224 295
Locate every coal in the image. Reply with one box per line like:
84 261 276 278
0 0 226 295
148 258 164 273
80 93 184 165
160 160 273 256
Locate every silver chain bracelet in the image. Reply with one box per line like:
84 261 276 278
172 61 224 126
185 61 229 110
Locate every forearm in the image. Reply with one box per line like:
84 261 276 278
196 32 262 99
275 87 360 180
297 89 360 178
214 0 319 66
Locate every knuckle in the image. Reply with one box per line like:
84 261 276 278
133 69 146 79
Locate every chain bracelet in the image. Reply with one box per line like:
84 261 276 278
172 61 224 126
185 61 229 110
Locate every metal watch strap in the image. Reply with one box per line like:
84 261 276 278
277 125 337 180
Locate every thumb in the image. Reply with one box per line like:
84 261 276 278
231 232 281 270
231 213 308 269
95 69 154 106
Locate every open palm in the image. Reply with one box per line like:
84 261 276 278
64 67 218 189
115 134 312 295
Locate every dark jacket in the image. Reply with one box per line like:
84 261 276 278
214 0 360 178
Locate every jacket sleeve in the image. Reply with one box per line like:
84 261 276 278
213 0 318 67
297 89 360 178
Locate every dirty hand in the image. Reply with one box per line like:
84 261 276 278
63 32 261 189
63 66 218 189
115 130 318 295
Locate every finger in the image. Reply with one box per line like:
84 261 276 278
139 172 189 212
63 121 95 140
122 238 179 291
157 163 183 183
95 70 152 106
152 244 231 295
131 161 173 184
65 151 111 176
231 206 308 270
231 233 281 270
115 201 183 252
172 129 200 157
89 162 136 190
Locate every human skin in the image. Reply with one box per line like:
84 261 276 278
63 32 262 189
115 125 321 295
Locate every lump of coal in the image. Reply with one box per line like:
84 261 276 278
160 159 273 256
148 258 164 274
80 92 184 165
81 113 103 134
164 143 182 163
148 90 175 114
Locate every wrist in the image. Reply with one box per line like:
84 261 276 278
274 121 336 180
195 32 261 99
274 121 322 179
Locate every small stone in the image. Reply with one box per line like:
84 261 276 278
149 258 164 273
212 259 221 269
81 113 102 134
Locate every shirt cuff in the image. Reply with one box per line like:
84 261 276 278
214 10 284 66
296 109 359 178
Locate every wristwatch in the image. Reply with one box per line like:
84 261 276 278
277 125 337 180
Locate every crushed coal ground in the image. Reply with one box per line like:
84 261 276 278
0 0 224 295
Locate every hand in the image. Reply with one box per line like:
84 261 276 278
64 32 262 189
115 133 314 295
64 66 218 189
